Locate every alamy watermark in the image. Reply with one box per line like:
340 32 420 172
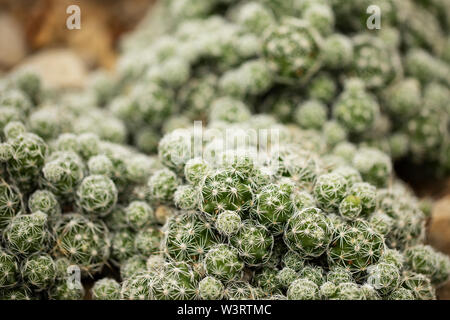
66 4 81 30
66 265 82 290
165 121 282 171
366 5 381 30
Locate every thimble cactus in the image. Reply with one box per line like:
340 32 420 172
77 175 118 216
21 254 56 290
0 0 448 302
230 220 274 266
0 249 19 288
125 201 154 230
263 18 321 79
284 207 333 258
28 189 61 220
215 210 241 236
148 168 179 203
287 278 320 300
0 179 23 228
4 211 51 255
198 276 224 300
54 214 110 273
91 278 121 300
203 243 244 281
42 151 85 197
313 173 348 212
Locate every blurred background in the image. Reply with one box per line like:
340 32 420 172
0 0 155 83
1 0 450 298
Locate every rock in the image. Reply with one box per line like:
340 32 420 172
13 49 88 89
0 13 27 69
429 195 450 256
437 281 450 300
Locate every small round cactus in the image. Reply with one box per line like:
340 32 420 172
134 227 162 257
219 59 273 98
263 18 321 79
148 168 179 203
353 148 392 187
77 175 118 216
0 179 23 228
327 220 385 276
234 1 275 34
294 100 328 130
91 278 121 300
174 185 200 210
332 79 380 135
307 73 337 104
125 201 154 230
1 286 34 300
87 155 114 177
77 133 100 160
54 214 110 273
28 189 61 220
342 182 377 219
313 173 348 212
158 129 195 174
120 256 147 281
209 97 251 123
230 220 274 266
163 211 219 263
184 157 210 185
284 207 333 258
281 250 305 272
224 281 256 300
298 265 325 286
203 243 244 282
42 151 85 197
382 78 422 118
252 181 296 234
326 266 353 285
0 249 19 288
277 267 298 288
215 210 241 236
405 244 450 284
21 254 56 290
198 276 224 300
321 34 353 69
111 229 136 263
4 211 51 255
402 272 436 300
200 168 253 217
338 195 362 220
5 132 48 191
287 278 319 300
366 262 401 296
4 121 26 140
253 266 282 294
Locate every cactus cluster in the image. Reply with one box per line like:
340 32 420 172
1 0 450 300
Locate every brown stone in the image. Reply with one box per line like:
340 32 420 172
13 49 88 89
429 195 450 256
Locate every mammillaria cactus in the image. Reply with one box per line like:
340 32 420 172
77 175 118 216
287 278 320 300
0 0 449 301
0 249 19 288
198 276 224 300
21 254 57 290
54 214 110 274
4 211 51 256
91 278 121 300
0 179 23 228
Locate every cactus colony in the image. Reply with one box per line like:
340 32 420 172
1 0 450 300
